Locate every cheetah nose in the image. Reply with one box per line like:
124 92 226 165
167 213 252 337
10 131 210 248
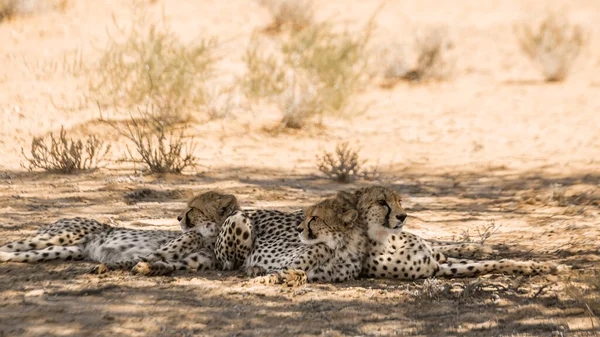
396 213 407 222
296 226 304 233
177 215 183 222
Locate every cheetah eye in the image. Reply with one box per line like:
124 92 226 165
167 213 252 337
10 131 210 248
377 200 387 206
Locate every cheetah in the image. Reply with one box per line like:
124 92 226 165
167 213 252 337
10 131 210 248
0 191 238 276
214 208 304 271
342 186 558 280
241 194 366 286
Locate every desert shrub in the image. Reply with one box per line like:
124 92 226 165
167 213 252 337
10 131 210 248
278 74 323 129
259 0 314 33
383 28 454 85
105 105 197 174
22 127 111 173
282 21 372 114
317 142 377 183
0 0 20 21
517 13 584 82
241 4 377 129
22 49 87 80
0 0 69 22
240 34 287 99
89 8 217 118
456 221 500 244
0 0 34 21
200 85 241 120
565 270 600 324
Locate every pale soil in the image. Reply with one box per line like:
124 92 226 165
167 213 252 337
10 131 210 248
0 1 599 336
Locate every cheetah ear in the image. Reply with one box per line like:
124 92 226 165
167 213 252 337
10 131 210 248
304 205 314 218
217 194 239 218
337 191 358 207
353 187 367 199
340 209 358 228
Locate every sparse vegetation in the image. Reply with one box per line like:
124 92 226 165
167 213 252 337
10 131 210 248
317 142 377 183
517 13 585 82
520 184 599 209
0 0 69 22
382 28 454 86
103 105 198 174
0 0 33 21
240 34 287 99
565 270 600 328
281 21 373 115
201 85 242 120
240 3 377 129
22 126 111 173
259 0 314 34
278 74 323 129
457 221 500 244
89 7 218 119
22 49 87 79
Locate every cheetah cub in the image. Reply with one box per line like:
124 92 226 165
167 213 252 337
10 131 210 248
249 194 366 286
0 191 238 276
344 186 557 280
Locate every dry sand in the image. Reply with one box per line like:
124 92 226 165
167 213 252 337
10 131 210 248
0 1 599 336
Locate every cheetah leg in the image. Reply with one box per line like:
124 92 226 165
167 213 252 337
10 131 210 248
215 211 254 271
90 260 139 274
0 219 104 253
436 259 558 278
0 245 84 263
430 243 494 259
132 249 216 276
0 233 72 252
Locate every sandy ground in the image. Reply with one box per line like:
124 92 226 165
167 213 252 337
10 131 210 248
0 1 599 336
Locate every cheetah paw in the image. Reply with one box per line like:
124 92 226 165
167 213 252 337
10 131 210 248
542 262 570 274
131 262 153 276
251 273 280 286
278 270 307 287
89 264 110 274
246 266 267 277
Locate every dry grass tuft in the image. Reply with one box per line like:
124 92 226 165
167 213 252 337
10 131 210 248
282 21 373 115
278 74 323 129
241 4 377 129
520 184 599 209
516 13 585 82
22 127 111 173
103 105 198 174
259 0 314 34
0 0 70 22
565 270 600 328
317 142 378 183
382 28 454 86
89 7 217 119
0 0 34 21
457 221 500 244
240 34 287 100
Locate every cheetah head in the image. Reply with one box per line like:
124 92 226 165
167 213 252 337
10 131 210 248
177 191 240 238
297 196 359 250
345 186 408 241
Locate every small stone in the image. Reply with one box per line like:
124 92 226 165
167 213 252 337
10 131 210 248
24 289 45 297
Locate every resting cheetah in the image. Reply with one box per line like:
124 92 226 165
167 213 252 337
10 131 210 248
240 194 366 286
343 186 557 280
0 191 238 275
214 208 303 271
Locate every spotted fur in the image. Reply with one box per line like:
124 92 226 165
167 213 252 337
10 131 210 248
248 195 366 286
350 186 558 280
0 191 238 276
